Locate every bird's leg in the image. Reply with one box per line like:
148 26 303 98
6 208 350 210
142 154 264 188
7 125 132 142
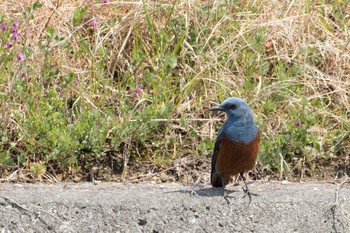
221 177 233 205
240 172 252 204
222 186 230 205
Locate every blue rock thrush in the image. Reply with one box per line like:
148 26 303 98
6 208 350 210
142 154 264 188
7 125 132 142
210 97 260 201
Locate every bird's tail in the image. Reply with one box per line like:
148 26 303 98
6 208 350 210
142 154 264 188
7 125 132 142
211 170 229 187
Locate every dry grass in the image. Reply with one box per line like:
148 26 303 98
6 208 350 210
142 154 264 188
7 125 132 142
0 0 349 182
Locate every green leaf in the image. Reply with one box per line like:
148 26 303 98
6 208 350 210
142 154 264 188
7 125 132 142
72 6 88 27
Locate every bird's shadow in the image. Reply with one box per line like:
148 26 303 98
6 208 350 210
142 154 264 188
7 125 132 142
165 186 238 197
165 185 259 205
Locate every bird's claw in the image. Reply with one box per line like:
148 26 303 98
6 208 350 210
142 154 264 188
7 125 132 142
242 186 252 204
223 189 235 205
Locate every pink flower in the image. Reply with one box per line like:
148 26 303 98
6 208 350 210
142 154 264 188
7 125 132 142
89 19 97 28
10 27 16 33
294 119 301 127
135 87 142 95
0 23 7 31
11 31 19 40
16 52 25 61
12 19 19 28
102 0 109 3
5 41 12 49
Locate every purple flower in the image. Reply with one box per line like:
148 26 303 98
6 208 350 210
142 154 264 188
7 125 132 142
10 27 16 33
294 119 301 127
12 19 19 28
135 87 142 95
89 19 97 28
11 31 19 40
102 0 109 3
16 52 25 61
21 72 27 78
5 41 12 49
0 23 7 31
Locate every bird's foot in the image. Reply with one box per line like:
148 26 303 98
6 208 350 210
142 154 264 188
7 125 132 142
242 186 252 204
221 188 237 205
223 189 232 205
241 185 259 204
239 172 259 204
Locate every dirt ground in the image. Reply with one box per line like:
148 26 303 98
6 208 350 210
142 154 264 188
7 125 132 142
0 181 349 232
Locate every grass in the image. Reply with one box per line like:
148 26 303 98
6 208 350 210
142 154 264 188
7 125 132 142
0 0 349 182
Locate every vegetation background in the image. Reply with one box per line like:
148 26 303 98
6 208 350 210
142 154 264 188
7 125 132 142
0 0 349 183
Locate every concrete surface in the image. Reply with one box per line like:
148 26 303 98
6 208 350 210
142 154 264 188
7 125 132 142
0 181 349 232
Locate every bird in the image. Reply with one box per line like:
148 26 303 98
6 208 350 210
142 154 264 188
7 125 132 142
210 97 260 202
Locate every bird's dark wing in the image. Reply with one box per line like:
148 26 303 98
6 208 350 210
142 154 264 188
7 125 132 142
210 127 229 187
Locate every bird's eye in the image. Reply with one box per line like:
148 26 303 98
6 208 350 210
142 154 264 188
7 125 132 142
229 104 238 110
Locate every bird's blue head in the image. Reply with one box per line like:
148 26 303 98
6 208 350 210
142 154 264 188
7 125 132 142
210 97 254 123
210 97 258 143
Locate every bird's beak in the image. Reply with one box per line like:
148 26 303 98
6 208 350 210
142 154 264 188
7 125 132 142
209 106 224 111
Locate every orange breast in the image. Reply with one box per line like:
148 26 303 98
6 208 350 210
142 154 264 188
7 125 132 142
216 129 260 180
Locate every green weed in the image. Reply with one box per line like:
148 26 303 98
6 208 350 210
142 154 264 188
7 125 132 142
0 0 349 182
